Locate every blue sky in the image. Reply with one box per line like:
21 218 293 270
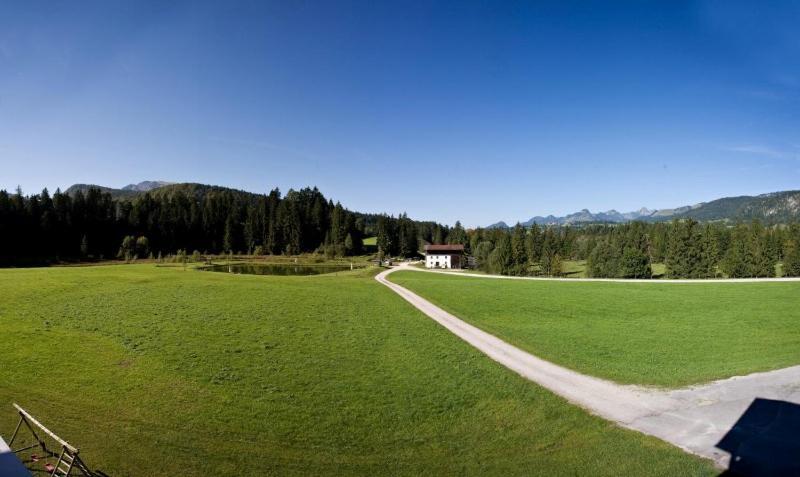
1 1 798 227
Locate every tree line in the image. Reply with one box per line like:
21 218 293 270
0 184 445 266
4 183 800 278
441 220 800 278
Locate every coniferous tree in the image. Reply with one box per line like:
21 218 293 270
448 221 467 249
550 253 563 277
510 223 528 275
397 213 418 257
783 242 800 276
279 199 302 255
698 224 719 278
344 233 354 255
649 223 668 263
223 215 235 253
375 215 394 257
748 220 775 277
526 223 542 264
488 234 512 274
433 226 444 245
666 219 707 278
722 224 750 278
618 223 652 278
619 246 651 278
265 188 281 254
782 225 800 277
540 228 560 276
474 241 494 271
587 240 618 277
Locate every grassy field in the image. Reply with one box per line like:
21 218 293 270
362 236 378 253
389 270 800 387
561 260 667 278
0 265 714 476
561 260 587 277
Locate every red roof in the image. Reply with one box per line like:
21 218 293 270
424 244 465 252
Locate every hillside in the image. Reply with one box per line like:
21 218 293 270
672 191 800 223
64 181 441 228
65 183 141 199
65 180 172 199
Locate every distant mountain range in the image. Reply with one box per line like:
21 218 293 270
488 190 800 227
65 180 174 198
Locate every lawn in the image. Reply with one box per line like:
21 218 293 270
389 270 800 387
560 260 667 278
362 236 378 253
0 265 714 476
561 260 587 277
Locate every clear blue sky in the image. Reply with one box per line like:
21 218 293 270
1 1 798 227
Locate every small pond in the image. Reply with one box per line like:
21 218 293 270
202 263 356 276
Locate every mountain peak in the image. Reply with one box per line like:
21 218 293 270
121 181 173 192
487 221 509 229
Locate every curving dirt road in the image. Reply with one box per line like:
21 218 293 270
376 263 800 469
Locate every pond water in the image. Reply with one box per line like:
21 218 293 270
202 263 355 276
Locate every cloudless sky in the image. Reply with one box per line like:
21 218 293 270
1 1 799 226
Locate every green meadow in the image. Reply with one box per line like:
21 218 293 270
0 265 715 476
389 270 800 387
561 260 668 278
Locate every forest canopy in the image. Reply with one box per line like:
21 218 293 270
0 184 445 266
2 183 799 279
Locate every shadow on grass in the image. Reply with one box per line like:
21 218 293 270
716 398 800 476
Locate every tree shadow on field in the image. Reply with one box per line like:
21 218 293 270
716 398 800 476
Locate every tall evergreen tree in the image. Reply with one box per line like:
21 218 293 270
586 240 618 278
488 234 512 274
748 220 775 277
722 224 750 278
447 221 468 250
510 223 528 275
540 228 560 276
526 223 542 264
782 225 800 277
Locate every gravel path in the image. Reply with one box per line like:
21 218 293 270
376 264 800 469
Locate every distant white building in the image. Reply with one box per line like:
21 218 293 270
424 244 465 269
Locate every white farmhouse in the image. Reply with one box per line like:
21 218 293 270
424 244 465 269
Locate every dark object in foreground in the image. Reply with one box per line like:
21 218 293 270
0 435 29 477
717 398 800 476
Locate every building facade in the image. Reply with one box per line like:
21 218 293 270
424 244 465 269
